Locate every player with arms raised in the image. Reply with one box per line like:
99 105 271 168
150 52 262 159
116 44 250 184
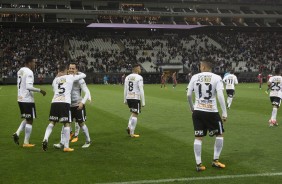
124 64 145 138
267 68 282 127
223 70 238 109
13 56 46 147
187 59 227 172
42 65 86 152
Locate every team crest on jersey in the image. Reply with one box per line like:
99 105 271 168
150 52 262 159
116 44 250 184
129 76 136 81
197 75 212 83
57 78 66 84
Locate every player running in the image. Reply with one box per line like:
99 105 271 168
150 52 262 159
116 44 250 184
267 68 282 127
124 64 145 138
187 59 227 172
223 70 238 109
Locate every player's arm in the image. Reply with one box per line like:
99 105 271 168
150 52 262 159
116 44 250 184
73 72 86 81
187 76 195 112
80 80 91 103
77 80 91 110
139 78 145 107
234 76 238 85
222 76 227 84
216 80 227 121
26 74 46 96
124 77 128 104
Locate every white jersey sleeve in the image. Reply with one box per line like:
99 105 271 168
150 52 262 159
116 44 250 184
70 79 91 106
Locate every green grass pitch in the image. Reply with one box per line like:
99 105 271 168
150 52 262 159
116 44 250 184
0 83 282 184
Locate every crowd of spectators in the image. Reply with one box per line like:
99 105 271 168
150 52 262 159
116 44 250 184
0 28 281 80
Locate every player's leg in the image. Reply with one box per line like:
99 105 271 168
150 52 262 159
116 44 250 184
42 121 56 151
53 125 64 149
130 112 139 137
13 119 26 145
211 113 225 168
21 103 36 147
15 119 26 137
43 103 61 151
71 106 85 142
269 102 279 126
13 102 28 145
23 119 34 147
192 111 206 171
74 122 80 137
63 122 74 152
126 99 140 137
127 114 133 135
79 122 91 148
70 122 80 142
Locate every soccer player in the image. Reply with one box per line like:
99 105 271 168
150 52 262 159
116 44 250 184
172 72 177 88
223 70 238 109
160 72 166 88
53 63 92 149
258 72 263 89
42 65 86 152
124 64 145 138
267 68 282 127
187 59 227 172
13 56 46 147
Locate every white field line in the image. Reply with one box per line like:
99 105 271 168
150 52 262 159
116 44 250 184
97 172 282 184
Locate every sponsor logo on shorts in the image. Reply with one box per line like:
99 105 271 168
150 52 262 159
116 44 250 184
195 130 204 136
209 130 219 137
23 114 32 118
131 108 138 112
59 117 69 122
49 116 59 121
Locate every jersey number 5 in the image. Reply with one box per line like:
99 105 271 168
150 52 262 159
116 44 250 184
58 83 66 94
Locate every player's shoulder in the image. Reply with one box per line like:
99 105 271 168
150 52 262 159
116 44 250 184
78 78 86 84
22 67 33 74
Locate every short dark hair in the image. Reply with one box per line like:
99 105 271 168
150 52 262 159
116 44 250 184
58 64 68 72
201 58 214 69
24 55 35 64
230 70 234 74
274 67 280 75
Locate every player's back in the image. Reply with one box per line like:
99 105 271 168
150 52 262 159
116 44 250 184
223 74 238 90
189 72 223 112
269 75 282 98
17 67 34 102
124 73 143 100
52 75 76 104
